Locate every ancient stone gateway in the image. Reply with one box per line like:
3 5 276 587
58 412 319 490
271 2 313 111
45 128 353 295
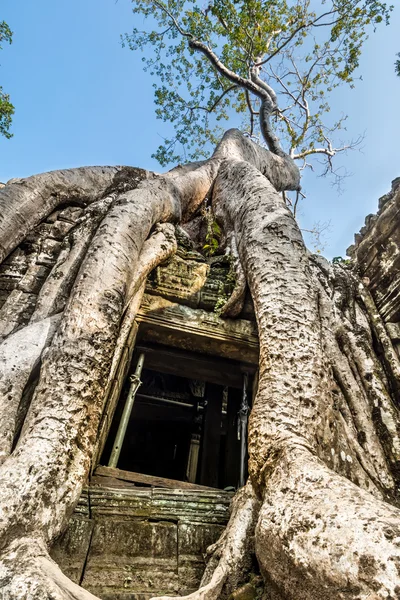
1 162 400 599
47 231 259 598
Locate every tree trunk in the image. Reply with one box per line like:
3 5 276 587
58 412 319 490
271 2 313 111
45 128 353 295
0 130 399 599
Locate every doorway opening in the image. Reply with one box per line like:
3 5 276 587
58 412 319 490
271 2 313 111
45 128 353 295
100 343 254 490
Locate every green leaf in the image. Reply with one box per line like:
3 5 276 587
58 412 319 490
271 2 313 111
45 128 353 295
124 0 392 169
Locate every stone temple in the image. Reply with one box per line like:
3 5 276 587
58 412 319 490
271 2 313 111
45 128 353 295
1 171 399 599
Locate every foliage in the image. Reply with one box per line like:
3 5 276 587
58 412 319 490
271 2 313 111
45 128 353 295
124 0 391 167
202 204 221 256
214 256 236 314
332 255 352 265
0 20 14 139
396 53 400 77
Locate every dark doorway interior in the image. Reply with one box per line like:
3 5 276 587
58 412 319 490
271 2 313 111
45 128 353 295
101 344 252 490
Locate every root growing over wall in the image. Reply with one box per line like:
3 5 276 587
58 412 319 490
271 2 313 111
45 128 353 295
0 130 399 599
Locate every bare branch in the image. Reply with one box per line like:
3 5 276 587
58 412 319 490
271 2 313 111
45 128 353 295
292 134 363 161
293 189 306 217
250 64 277 106
270 65 307 112
245 91 255 136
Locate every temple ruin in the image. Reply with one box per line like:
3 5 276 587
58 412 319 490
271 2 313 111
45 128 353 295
1 171 399 599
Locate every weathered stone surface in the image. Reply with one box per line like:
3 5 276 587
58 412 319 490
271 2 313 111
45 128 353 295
50 517 93 584
146 253 209 309
17 264 50 295
178 521 225 593
0 205 75 327
349 177 400 323
88 485 231 524
36 238 63 266
82 519 179 597
47 219 75 240
0 290 38 337
146 244 255 319
52 484 231 599
57 206 84 223
137 294 259 364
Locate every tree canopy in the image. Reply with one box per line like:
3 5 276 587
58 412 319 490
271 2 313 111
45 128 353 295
0 20 14 139
124 0 391 170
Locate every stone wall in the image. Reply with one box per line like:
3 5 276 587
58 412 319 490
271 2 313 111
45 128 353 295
145 226 255 320
51 484 231 600
348 177 400 324
0 167 149 339
348 177 400 351
0 205 81 337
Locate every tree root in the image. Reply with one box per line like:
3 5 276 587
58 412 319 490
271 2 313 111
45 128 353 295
256 445 400 600
31 195 116 323
0 166 126 264
0 315 60 464
360 283 400 400
0 538 100 600
313 263 399 495
219 233 247 318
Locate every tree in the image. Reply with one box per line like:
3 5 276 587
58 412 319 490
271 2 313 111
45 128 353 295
1 2 400 600
396 52 400 76
123 0 388 175
0 20 14 139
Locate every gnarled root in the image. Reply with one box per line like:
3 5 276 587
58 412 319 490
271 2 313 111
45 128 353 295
0 315 61 464
151 482 260 600
31 195 117 323
219 232 247 318
0 166 131 265
257 445 400 600
0 538 100 600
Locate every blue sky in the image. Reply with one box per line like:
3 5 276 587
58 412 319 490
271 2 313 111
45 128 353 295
1 0 399 259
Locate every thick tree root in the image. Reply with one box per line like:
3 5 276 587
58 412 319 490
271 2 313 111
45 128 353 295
210 157 400 599
360 284 400 400
0 315 60 463
219 233 247 318
31 195 116 323
257 445 400 599
0 166 128 264
0 538 99 600
2 129 400 600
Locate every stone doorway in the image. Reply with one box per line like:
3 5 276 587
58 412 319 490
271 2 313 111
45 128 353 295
100 343 252 491
51 238 260 598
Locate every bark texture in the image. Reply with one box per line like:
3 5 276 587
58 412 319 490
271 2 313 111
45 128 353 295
211 161 400 599
0 130 399 600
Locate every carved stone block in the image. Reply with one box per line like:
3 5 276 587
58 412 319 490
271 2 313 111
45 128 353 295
50 517 93 584
81 519 179 597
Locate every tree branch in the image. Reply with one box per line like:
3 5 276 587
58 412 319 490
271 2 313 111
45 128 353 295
188 39 263 99
250 64 277 107
270 65 307 112
188 85 238 114
153 0 192 38
245 91 256 136
255 9 341 67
